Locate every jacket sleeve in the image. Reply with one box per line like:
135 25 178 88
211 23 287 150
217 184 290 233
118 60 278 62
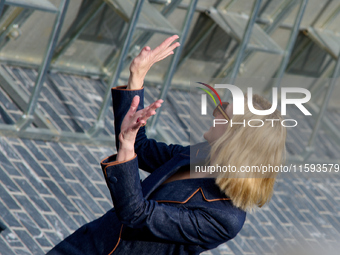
111 86 189 173
101 155 245 247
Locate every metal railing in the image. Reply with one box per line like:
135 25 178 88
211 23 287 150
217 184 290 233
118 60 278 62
0 0 198 145
0 0 338 167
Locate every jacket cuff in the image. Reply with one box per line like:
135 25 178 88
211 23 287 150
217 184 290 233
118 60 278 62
112 85 144 91
101 154 143 214
111 86 145 151
101 154 137 178
111 86 145 106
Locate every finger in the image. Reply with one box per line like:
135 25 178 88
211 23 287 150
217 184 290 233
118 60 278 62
146 100 163 112
127 95 140 117
155 41 179 61
156 51 174 62
135 99 163 118
143 110 157 120
168 42 180 52
161 42 180 56
153 35 179 54
137 111 156 126
131 120 144 130
140 46 151 57
138 100 163 122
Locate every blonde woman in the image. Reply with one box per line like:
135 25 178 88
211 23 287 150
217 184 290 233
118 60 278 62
47 35 287 255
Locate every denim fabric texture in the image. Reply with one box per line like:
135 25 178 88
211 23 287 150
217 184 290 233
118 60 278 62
46 86 246 255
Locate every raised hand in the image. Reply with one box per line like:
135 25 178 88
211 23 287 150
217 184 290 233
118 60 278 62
117 96 163 161
128 35 180 90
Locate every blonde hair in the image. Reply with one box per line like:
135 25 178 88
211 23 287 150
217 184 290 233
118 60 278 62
210 94 287 211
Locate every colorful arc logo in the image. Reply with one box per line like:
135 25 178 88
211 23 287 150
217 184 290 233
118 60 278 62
196 82 223 114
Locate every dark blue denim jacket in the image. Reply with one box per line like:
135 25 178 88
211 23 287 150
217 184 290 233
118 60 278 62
47 86 246 255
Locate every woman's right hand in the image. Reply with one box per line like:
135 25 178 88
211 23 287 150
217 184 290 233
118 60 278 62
116 96 163 162
127 35 180 90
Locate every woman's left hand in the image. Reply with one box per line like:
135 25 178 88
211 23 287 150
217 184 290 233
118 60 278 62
117 96 163 161
128 35 180 89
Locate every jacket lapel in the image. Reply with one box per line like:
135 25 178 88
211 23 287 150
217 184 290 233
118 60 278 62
141 155 189 199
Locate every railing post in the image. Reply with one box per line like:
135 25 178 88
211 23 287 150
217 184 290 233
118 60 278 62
0 0 5 17
147 0 198 135
304 51 340 159
271 0 308 92
15 0 70 131
87 0 145 137
221 0 262 101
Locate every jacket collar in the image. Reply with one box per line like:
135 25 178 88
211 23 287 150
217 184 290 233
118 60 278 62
141 142 211 199
148 178 228 203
